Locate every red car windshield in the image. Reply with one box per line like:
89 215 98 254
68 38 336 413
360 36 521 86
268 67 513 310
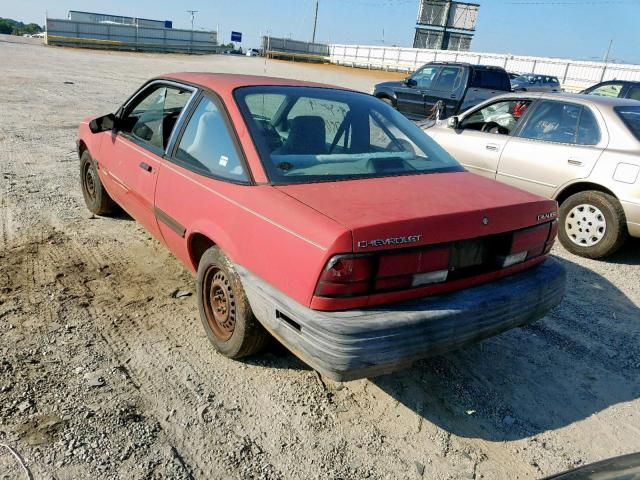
234 86 463 185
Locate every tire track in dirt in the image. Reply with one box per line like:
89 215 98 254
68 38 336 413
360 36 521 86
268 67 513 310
29 223 265 478
1 226 197 479
59 218 387 478
0 194 10 249
82 248 286 478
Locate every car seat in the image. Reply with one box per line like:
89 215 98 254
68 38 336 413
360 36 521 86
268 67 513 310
275 116 327 155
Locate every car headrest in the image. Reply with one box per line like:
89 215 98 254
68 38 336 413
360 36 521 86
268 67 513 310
283 115 327 155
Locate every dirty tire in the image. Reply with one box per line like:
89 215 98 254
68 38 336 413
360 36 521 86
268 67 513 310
80 150 117 216
558 190 627 259
197 246 270 358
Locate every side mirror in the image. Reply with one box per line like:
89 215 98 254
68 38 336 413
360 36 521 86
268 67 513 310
403 77 417 87
447 116 459 129
89 113 117 134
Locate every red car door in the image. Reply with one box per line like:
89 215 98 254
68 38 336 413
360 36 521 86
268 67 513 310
155 94 252 268
98 82 194 240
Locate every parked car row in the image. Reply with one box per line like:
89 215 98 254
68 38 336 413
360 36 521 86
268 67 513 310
222 48 262 57
373 62 639 259
374 62 640 122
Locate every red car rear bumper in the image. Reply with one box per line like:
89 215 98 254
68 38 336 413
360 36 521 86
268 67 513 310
239 257 566 381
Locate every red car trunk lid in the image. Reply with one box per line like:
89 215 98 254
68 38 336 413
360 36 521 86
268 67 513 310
275 172 558 251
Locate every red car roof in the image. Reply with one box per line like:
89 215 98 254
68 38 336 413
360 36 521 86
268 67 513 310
162 72 344 95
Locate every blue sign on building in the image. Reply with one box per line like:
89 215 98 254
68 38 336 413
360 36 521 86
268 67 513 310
231 31 242 42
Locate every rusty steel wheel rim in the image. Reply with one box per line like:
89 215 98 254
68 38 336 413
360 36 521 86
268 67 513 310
83 162 97 201
203 266 236 342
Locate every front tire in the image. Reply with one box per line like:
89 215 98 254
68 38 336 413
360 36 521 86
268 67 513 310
80 150 117 216
558 191 627 259
197 247 270 358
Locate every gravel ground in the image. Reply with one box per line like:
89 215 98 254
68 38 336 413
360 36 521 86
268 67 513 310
1 38 639 480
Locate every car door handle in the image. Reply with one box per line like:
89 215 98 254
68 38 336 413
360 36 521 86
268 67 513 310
567 158 584 166
139 162 153 173
485 143 500 152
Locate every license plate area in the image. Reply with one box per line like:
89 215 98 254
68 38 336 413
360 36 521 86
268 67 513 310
450 237 489 270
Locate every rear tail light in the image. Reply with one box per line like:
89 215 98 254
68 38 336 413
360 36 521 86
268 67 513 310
511 223 550 257
315 221 557 299
498 221 555 268
544 220 558 254
376 245 450 292
315 254 374 297
318 247 450 298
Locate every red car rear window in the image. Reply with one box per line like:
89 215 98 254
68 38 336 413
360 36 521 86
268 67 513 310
234 86 463 185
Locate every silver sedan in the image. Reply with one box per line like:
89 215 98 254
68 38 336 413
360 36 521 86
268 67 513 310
424 92 640 258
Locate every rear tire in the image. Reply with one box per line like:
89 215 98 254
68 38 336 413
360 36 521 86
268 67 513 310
558 190 627 259
197 247 270 358
80 150 117 216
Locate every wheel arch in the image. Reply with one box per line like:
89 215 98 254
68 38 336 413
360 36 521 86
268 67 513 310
77 140 88 158
188 232 217 271
554 181 619 206
186 225 242 271
375 92 396 106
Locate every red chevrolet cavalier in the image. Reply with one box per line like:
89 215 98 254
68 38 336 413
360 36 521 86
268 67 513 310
78 73 565 380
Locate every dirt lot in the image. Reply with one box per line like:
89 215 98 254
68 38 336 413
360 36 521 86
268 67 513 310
1 39 639 480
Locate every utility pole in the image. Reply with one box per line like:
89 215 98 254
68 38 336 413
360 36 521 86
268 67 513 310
187 10 198 32
441 0 453 50
311 1 319 44
187 10 197 54
600 38 613 82
603 38 613 63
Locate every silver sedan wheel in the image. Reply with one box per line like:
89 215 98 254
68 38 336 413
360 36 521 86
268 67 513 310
565 203 607 247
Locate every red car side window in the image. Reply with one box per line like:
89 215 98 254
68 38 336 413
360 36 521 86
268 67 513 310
174 97 248 182
120 85 191 152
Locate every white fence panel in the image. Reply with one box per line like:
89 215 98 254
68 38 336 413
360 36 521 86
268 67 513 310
417 50 437 65
533 61 566 77
605 65 640 82
454 52 482 64
508 58 536 73
478 55 506 67
434 51 459 63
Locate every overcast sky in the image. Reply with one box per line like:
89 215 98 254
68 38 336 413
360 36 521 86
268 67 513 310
3 0 639 64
